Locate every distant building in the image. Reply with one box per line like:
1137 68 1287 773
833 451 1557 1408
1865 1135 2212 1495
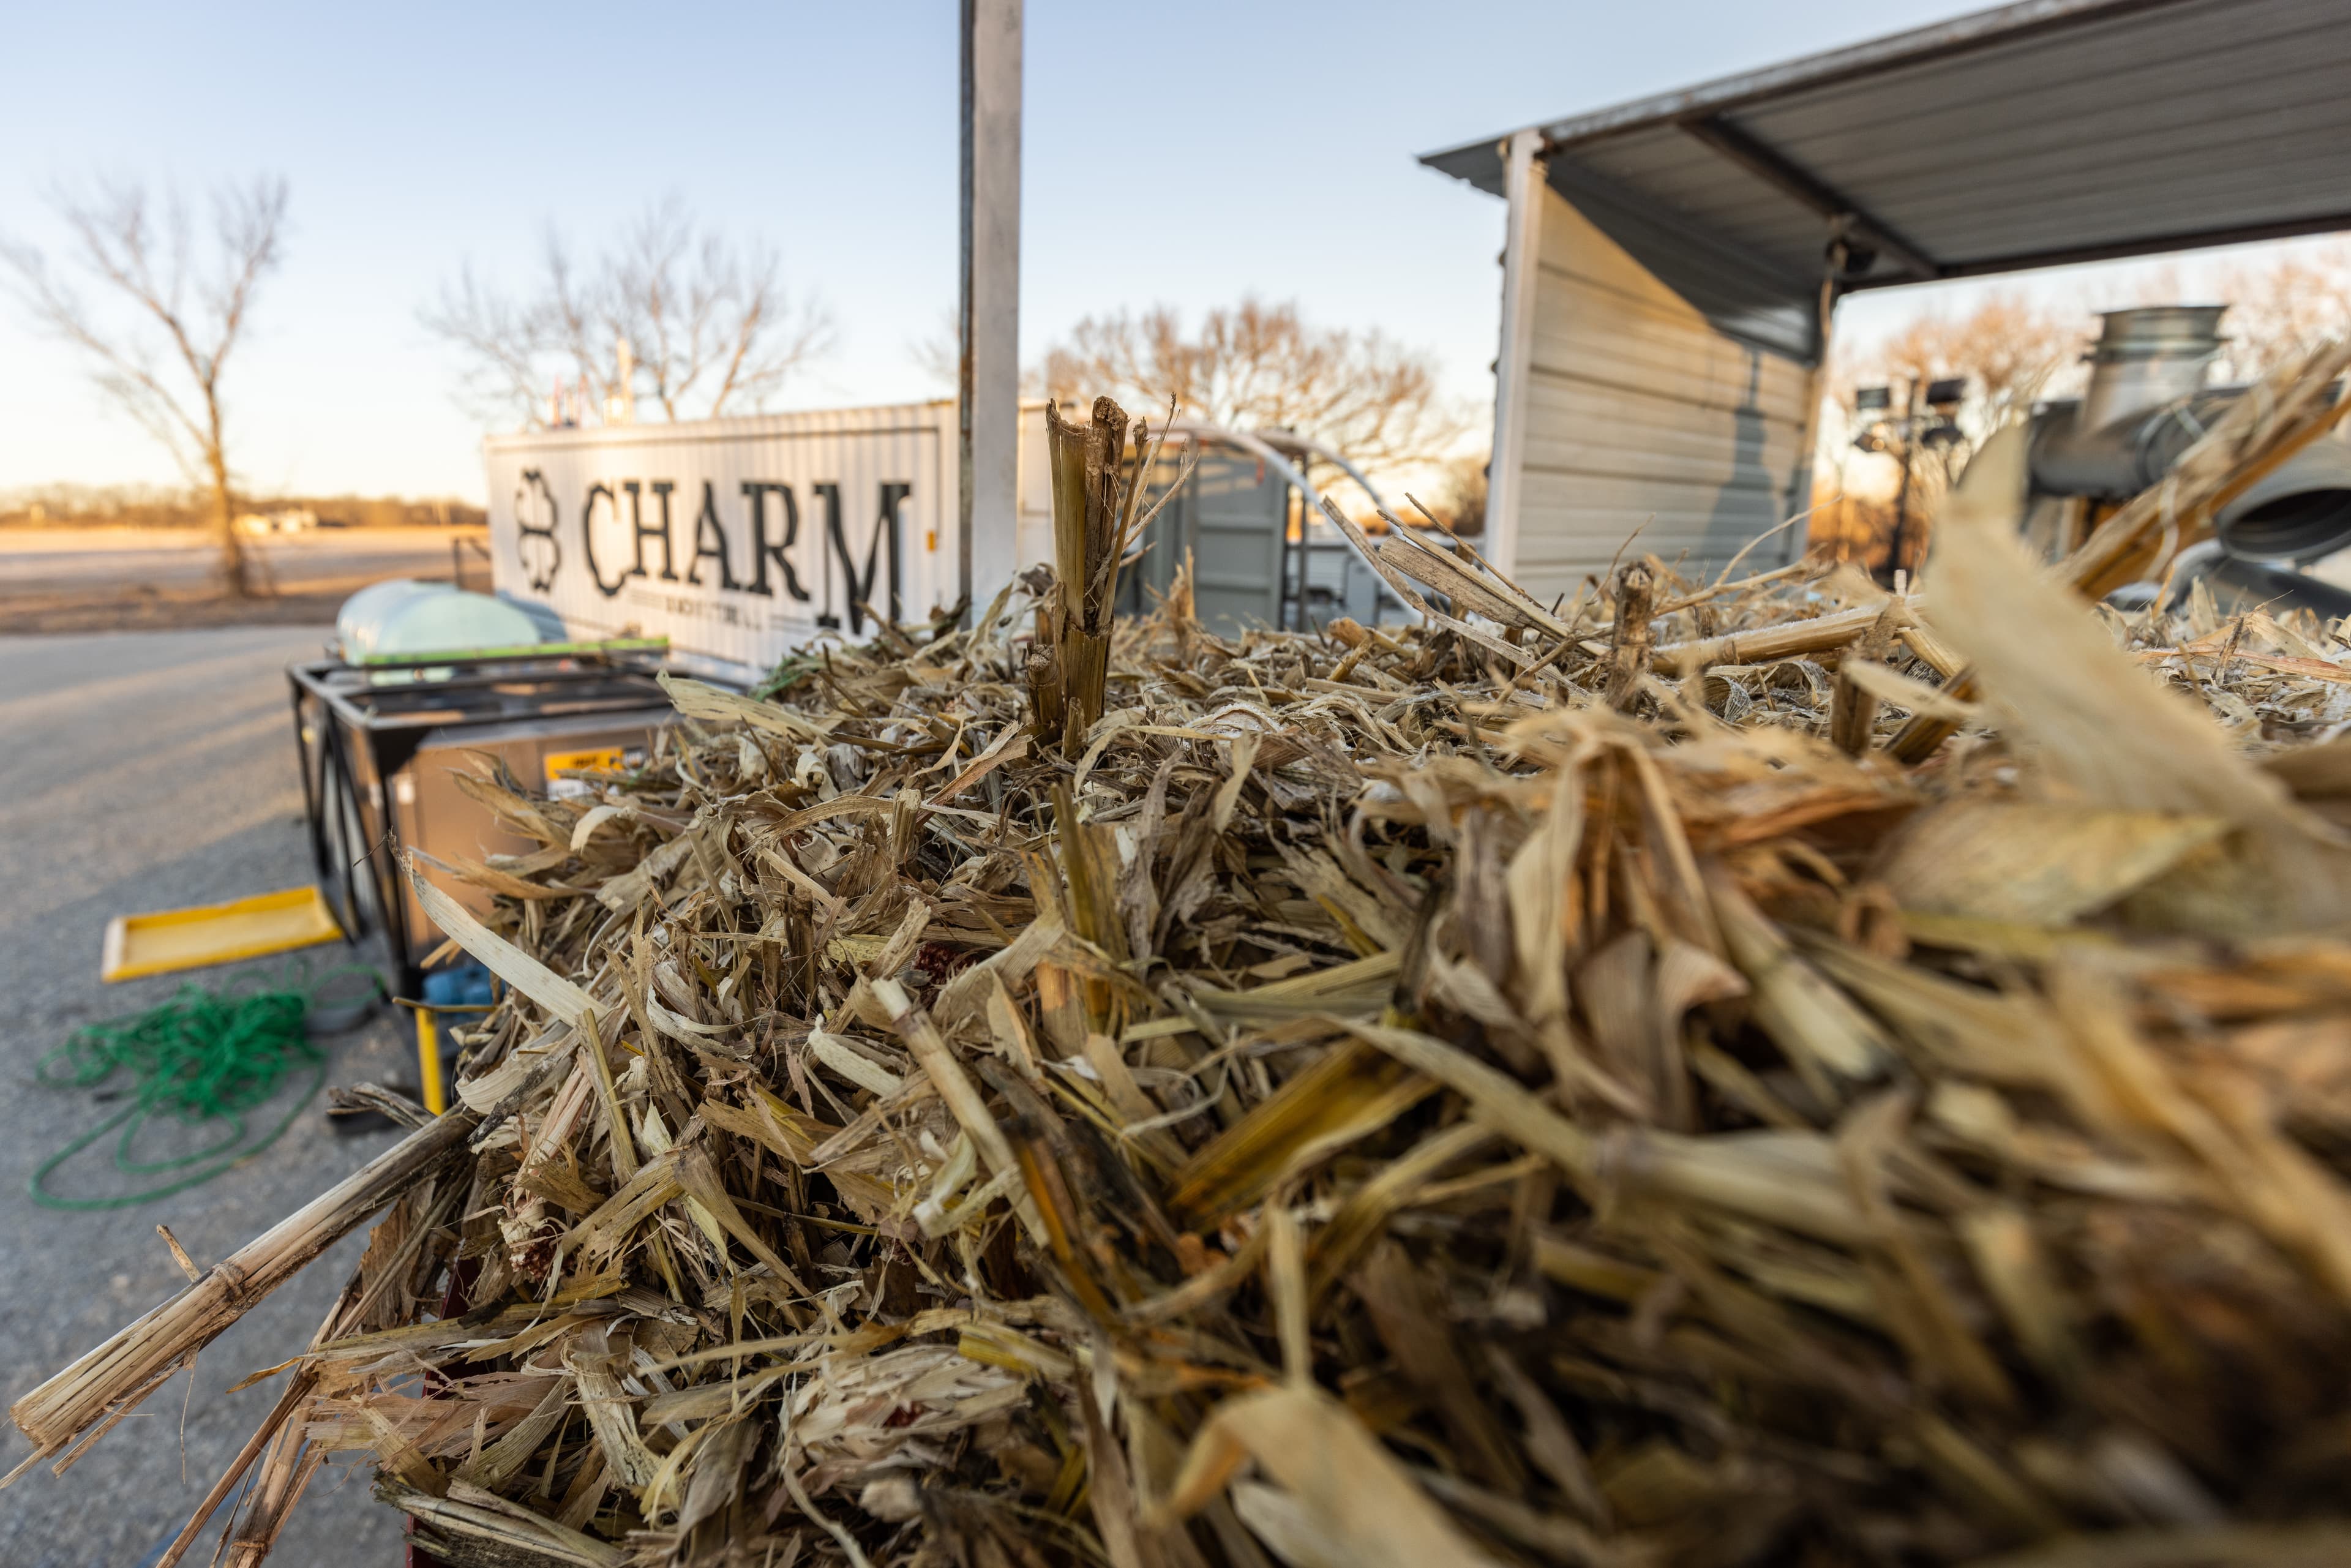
234 508 320 536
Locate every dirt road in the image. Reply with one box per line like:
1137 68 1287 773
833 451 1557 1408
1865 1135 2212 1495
0 525 491 633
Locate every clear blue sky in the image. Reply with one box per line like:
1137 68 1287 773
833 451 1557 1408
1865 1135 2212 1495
1 0 2028 503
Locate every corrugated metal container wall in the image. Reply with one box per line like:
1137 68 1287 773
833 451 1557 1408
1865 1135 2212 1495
1120 446 1292 637
1176 449 1291 636
1509 185 1814 606
1022 422 1303 636
487 403 1057 685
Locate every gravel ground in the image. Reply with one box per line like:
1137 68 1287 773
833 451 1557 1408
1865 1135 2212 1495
0 626 411 1565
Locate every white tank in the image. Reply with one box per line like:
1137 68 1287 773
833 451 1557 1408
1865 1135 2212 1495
336 580 549 663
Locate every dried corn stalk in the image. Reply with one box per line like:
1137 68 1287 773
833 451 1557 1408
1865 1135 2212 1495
20 399 2351 1568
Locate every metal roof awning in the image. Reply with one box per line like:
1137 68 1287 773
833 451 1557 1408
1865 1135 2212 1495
1423 0 2351 318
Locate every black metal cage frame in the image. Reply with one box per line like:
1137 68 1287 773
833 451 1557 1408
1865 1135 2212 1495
287 646 671 997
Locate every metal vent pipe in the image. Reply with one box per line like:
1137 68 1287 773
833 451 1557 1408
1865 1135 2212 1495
2079 305 2227 427
2023 306 2351 563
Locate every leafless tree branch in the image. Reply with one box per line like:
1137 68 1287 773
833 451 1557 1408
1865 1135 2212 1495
1042 298 1466 475
0 174 289 594
422 195 833 429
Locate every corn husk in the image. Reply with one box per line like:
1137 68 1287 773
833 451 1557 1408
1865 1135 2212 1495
21 392 2351 1568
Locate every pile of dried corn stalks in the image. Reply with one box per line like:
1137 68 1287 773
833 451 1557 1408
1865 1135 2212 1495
21 380 2351 1568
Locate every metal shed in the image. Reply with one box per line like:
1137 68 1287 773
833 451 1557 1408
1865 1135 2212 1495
1423 0 2351 604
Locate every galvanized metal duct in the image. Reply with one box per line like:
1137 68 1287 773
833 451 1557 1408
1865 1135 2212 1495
2025 307 2351 563
2192 548 2351 620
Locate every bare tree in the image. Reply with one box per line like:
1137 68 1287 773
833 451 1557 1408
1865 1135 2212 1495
1 176 288 595
1419 451 1490 534
2202 242 2351 381
910 306 1043 397
1042 299 1464 472
909 306 963 390
425 196 833 428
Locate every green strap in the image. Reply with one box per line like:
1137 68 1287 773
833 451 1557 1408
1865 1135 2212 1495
29 964 373 1210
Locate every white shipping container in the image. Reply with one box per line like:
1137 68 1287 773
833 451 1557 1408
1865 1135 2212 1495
486 400 1055 685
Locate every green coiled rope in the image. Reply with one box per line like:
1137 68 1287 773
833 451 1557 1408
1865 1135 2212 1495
30 966 368 1210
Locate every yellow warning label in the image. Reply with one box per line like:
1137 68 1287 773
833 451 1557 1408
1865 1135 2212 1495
544 746 626 786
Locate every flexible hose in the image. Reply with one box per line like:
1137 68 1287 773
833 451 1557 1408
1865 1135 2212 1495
30 964 374 1210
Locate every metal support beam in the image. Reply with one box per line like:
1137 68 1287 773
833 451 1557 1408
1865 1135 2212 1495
1535 0 2194 159
959 0 1022 622
1776 242 1847 572
1842 208 2351 290
1483 128 1545 577
1680 114 1941 284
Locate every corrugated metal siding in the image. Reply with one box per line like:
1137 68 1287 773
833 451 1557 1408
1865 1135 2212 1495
1566 0 2351 282
1425 0 2351 297
1022 421 1291 637
1122 447 1289 636
1576 127 1825 279
1509 185 1813 605
1747 1 2341 156
1736 0 2351 264
1765 10 2345 162
489 402 1062 683
487 404 964 685
1545 157 1818 356
1187 452 1289 636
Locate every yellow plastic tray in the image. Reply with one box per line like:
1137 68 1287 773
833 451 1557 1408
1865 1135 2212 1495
100 886 344 983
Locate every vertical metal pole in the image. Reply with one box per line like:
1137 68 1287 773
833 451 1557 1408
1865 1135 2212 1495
1782 238 1847 571
1887 378 1918 579
1294 486 1310 628
960 0 1024 623
1483 129 1545 578
1291 486 1303 628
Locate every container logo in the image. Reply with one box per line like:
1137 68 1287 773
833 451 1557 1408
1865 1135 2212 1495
515 469 562 591
487 416 947 676
519 475 910 633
